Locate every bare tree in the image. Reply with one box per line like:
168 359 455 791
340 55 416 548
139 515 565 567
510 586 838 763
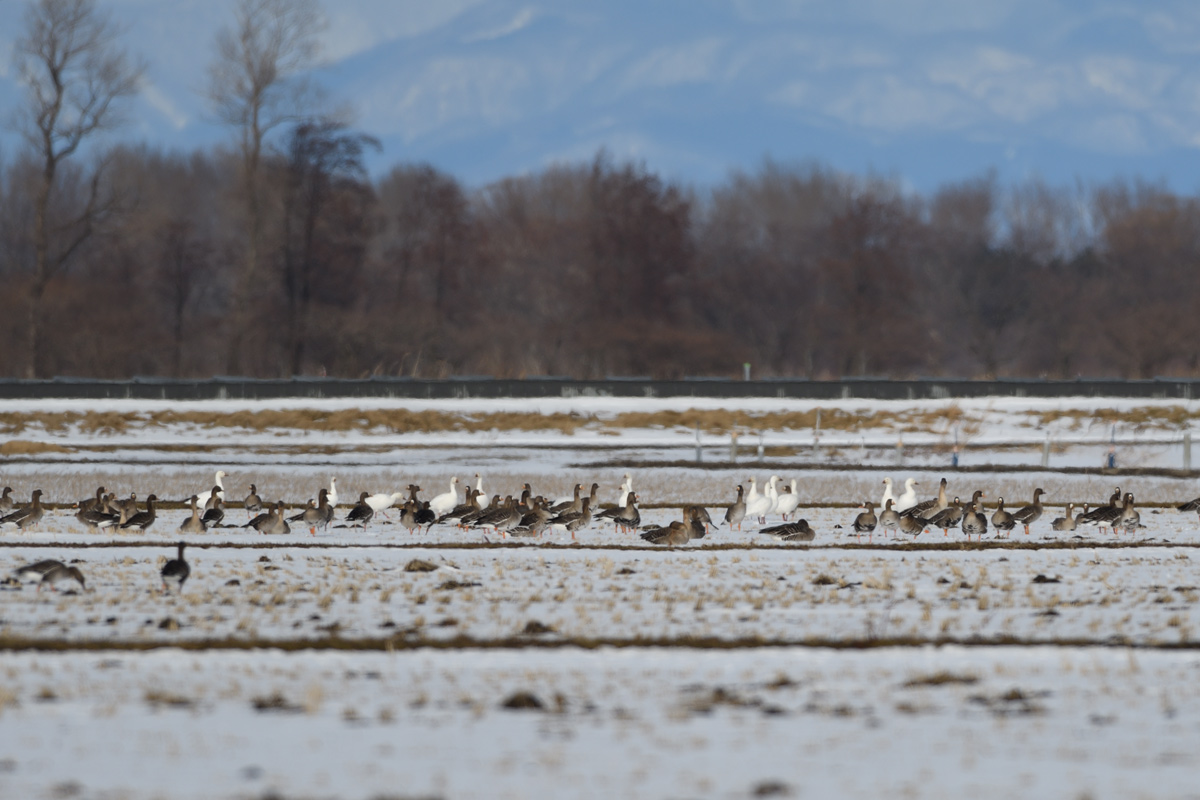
206 0 324 374
11 0 141 378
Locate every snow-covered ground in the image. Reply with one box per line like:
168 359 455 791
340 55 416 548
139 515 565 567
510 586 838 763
3 395 1200 799
2 646 1200 799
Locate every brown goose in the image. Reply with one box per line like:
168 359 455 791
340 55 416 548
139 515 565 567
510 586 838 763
878 499 901 537
596 492 640 532
40 563 86 593
1050 503 1076 532
1115 493 1140 536
724 485 746 531
346 491 374 529
1011 488 1045 535
179 496 207 535
0 486 13 512
903 477 948 520
437 488 483 526
640 507 705 546
991 497 1016 538
244 484 263 518
201 495 225 528
961 498 988 540
1 489 45 530
926 497 964 536
852 501 877 538
759 519 816 542
120 494 157 531
161 542 190 593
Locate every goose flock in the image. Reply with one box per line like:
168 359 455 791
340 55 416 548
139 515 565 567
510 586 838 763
6 468 1197 595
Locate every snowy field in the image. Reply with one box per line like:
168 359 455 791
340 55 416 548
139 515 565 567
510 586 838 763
3 395 1200 799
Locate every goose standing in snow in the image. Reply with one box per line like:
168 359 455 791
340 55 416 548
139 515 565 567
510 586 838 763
927 497 964 536
428 477 460 518
775 478 800 520
894 478 919 513
852 501 877 538
961 498 988 540
991 498 1016 538
880 478 896 510
346 491 374 529
744 477 771 524
0 487 13 512
327 477 339 508
724 485 746 530
161 542 190 593
1011 488 1045 535
201 494 225 528
120 494 158 532
0 489 44 530
878 499 901 538
244 484 263 518
365 491 406 519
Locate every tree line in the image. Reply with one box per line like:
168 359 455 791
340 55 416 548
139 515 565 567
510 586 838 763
2 0 1198 381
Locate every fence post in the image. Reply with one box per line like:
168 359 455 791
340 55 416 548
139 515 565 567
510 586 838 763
1042 434 1050 468
730 432 738 463
813 409 821 460
1186 431 1193 472
757 432 764 464
695 423 702 464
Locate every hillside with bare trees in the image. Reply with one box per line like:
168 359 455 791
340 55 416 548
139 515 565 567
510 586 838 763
1 1 1197 382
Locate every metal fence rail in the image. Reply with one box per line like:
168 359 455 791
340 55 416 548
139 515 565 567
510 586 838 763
0 376 1198 401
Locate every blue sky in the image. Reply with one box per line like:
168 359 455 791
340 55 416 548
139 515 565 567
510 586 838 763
2 0 1199 193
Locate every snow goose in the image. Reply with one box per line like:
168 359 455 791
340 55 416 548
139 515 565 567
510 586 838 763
326 477 339 508
365 491 406 519
1 489 44 530
429 477 460 518
759 519 816 542
179 496 207 535
991 498 1015 538
852 501 877 537
1011 488 1045 535
120 494 158 532
894 478 919 513
744 478 771 524
1051 503 1076 532
724 485 746 530
878 499 901 537
161 543 190 593
880 478 896 510
762 475 781 520
776 479 801 520
615 473 633 508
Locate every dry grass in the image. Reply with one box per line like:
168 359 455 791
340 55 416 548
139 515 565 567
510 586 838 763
0 440 72 456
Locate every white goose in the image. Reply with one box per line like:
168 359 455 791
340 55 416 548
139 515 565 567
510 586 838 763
473 473 485 506
365 491 406 518
201 470 227 502
744 477 771 523
894 478 919 513
775 478 800 520
880 477 896 510
328 477 339 508
616 473 633 508
763 475 781 520
429 477 460 517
